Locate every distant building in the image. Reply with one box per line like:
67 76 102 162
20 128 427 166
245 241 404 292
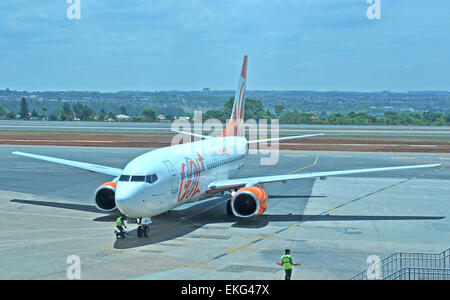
157 114 166 120
116 114 130 121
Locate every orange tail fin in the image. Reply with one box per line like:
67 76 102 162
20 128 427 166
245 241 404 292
222 55 248 137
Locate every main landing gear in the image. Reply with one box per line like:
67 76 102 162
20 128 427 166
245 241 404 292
137 217 152 238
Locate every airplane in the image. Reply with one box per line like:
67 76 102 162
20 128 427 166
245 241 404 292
12 55 441 237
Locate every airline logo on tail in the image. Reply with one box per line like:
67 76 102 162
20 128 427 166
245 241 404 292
222 55 248 137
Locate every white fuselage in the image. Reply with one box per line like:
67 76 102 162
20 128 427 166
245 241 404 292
115 136 248 218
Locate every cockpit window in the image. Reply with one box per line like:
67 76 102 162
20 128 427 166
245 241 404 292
130 176 145 182
119 175 130 182
146 174 158 184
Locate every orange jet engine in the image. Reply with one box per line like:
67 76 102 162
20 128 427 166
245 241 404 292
230 186 268 218
94 182 117 212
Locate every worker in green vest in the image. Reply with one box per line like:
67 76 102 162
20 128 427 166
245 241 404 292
278 249 301 280
115 216 128 238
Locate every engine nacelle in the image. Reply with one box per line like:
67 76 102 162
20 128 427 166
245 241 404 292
230 186 268 218
94 182 117 212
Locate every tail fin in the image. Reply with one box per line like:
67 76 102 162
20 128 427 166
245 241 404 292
222 55 248 137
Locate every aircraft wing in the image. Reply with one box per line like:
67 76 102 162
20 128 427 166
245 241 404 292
12 151 123 177
207 163 441 191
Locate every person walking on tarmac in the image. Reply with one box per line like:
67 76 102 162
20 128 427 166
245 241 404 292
115 215 128 239
277 249 301 280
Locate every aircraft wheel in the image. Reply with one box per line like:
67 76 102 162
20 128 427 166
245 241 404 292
143 225 150 237
137 226 143 238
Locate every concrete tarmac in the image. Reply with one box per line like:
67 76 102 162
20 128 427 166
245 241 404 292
0 145 449 279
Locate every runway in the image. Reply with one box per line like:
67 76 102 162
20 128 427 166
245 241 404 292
0 145 449 279
1 120 450 138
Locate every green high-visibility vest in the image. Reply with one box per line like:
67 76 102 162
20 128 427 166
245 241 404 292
281 254 293 270
116 217 123 227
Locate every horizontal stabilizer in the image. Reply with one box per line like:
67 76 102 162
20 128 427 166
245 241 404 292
248 133 325 144
171 130 211 140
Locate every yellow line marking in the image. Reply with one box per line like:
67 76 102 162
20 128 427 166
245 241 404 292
222 246 257 251
438 157 450 160
287 165 311 174
391 156 416 160
224 242 255 255
313 155 319 165
196 259 216 267
287 223 300 229
247 236 280 241
288 155 319 174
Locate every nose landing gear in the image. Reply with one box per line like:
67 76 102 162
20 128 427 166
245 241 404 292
137 217 152 238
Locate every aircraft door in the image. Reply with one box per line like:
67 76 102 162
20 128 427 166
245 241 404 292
163 160 178 194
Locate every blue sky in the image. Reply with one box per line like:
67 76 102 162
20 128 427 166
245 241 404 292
0 0 449 92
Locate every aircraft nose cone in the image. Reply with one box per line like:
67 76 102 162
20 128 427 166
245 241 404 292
115 184 144 217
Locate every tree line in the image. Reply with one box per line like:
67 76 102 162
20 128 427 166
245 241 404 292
0 98 162 122
1 97 449 126
203 98 450 126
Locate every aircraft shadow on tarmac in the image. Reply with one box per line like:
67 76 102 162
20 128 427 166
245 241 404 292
10 197 445 250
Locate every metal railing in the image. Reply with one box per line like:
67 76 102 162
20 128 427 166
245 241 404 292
383 268 450 280
349 248 450 280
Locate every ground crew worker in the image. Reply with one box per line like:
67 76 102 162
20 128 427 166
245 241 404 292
277 249 301 280
116 216 127 238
